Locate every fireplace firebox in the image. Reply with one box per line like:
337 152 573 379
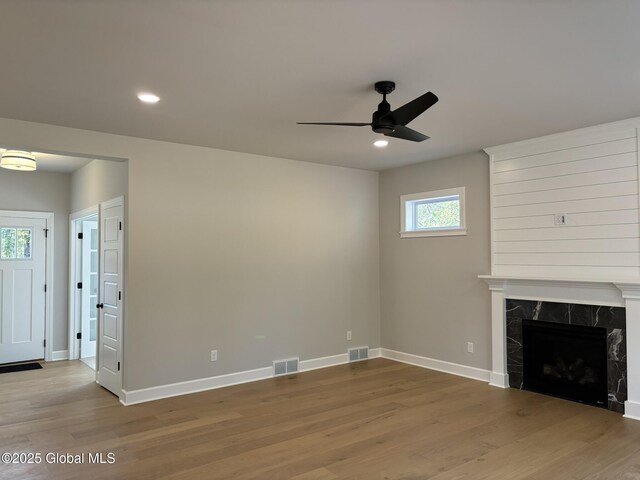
523 320 608 408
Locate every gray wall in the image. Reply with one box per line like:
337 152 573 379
0 169 70 352
0 118 380 391
71 159 128 213
128 147 380 389
379 152 492 370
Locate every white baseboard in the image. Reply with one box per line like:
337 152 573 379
624 400 640 421
380 348 491 382
51 350 69 361
299 353 348 372
122 365 273 405
489 372 510 388
121 347 382 406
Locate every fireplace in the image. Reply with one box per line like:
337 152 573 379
480 275 640 419
505 299 627 412
522 320 608 408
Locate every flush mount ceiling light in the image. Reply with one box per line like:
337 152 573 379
373 139 389 148
137 92 160 104
0 150 37 171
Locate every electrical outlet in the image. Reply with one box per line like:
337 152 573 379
554 214 567 225
347 330 352 341
467 342 474 353
210 350 218 362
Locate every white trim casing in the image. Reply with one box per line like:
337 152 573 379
68 206 99 361
51 350 69 361
380 348 491 382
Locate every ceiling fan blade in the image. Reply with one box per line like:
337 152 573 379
385 91 438 126
385 125 430 142
297 122 371 126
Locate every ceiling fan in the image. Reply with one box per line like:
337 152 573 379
297 81 438 142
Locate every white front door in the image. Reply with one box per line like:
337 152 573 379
81 220 98 359
0 215 47 364
96 198 124 396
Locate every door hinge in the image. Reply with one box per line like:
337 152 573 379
44 228 49 238
119 221 122 231
76 332 81 340
44 284 47 293
117 361 121 371
119 291 121 301
43 339 46 347
77 282 83 289
78 232 83 240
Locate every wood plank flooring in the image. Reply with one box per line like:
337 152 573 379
1 358 640 479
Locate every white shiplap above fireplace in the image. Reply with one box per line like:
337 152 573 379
485 118 640 281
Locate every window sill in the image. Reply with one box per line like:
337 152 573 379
400 228 467 238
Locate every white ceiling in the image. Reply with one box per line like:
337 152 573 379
0 149 92 173
1 1 639 171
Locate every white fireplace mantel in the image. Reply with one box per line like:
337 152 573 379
479 274 640 421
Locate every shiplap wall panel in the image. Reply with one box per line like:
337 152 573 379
491 128 637 162
494 252 640 267
494 238 640 254
494 194 638 218
494 224 639 242
494 209 639 231
493 152 637 184
495 264 639 279
487 120 640 280
493 166 637 196
493 137 636 172
493 181 638 208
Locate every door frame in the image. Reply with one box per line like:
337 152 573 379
0 209 54 362
68 205 99 361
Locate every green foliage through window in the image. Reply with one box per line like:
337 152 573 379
1 227 32 259
415 198 460 229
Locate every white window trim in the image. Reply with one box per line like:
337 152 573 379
400 186 467 238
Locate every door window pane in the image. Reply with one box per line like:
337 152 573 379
1 228 16 259
16 229 32 259
1 228 33 259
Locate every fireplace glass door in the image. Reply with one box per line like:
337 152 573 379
522 320 608 408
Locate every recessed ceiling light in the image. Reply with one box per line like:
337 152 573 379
373 139 389 148
137 92 160 104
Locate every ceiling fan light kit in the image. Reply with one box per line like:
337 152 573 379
297 81 438 142
0 150 37 171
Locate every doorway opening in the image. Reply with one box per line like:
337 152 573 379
69 208 98 369
68 197 125 399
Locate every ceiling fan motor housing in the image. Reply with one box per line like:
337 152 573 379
372 109 395 134
372 81 396 134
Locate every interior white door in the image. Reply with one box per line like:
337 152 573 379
96 198 124 396
0 215 47 364
81 220 98 359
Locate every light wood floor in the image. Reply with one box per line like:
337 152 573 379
2 359 640 479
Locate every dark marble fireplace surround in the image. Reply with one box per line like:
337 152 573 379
506 299 627 413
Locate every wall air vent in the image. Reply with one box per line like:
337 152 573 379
273 357 299 377
348 346 369 362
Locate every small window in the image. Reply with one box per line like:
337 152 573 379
1 227 33 259
400 187 466 238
